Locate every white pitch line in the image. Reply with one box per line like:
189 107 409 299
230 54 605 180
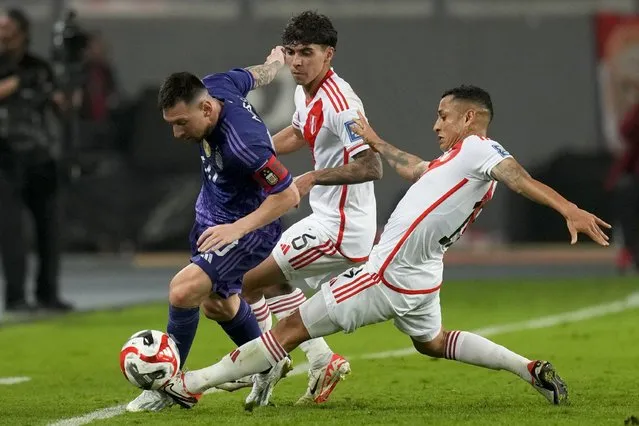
48 406 127 426
49 291 639 426
360 291 639 360
0 376 31 385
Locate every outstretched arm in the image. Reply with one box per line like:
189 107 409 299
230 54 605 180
245 46 285 90
490 157 611 246
351 111 428 182
313 148 383 185
294 148 383 198
272 125 307 155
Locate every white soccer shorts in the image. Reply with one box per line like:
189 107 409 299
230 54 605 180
299 263 442 343
272 215 363 289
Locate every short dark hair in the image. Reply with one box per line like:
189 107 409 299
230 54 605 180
158 72 205 109
442 85 494 121
282 10 338 48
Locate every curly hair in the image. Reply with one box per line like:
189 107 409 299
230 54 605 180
282 10 338 48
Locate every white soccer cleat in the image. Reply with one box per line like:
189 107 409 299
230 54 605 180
528 360 569 405
126 390 174 412
215 375 254 392
160 371 202 409
296 353 351 405
244 357 293 411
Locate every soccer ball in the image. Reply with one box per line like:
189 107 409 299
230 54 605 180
119 329 180 390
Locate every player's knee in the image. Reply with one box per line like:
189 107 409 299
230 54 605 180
201 294 239 322
412 330 446 358
272 310 310 353
169 266 212 307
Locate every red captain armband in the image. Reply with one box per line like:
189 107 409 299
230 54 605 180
252 155 291 193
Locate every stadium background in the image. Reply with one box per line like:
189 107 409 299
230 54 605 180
0 1 637 425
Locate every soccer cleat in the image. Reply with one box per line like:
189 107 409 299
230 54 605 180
215 375 254 392
528 360 569 405
126 390 174 412
244 357 293 412
296 353 351 405
160 371 202 409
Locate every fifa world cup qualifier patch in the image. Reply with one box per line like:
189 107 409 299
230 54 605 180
344 120 363 143
491 143 510 157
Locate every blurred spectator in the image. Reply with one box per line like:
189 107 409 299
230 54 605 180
79 32 119 123
75 31 120 152
0 8 72 313
605 79 639 274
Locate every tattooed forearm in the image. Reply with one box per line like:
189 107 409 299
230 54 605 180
245 62 282 89
491 157 576 217
374 141 427 182
412 161 430 182
313 149 383 185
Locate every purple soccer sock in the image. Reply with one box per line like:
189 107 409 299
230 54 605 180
218 298 262 346
167 304 200 368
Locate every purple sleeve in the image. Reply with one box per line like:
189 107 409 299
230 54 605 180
219 118 292 194
201 68 255 97
223 68 254 97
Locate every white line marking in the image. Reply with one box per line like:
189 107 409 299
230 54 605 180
0 376 31 385
48 406 126 426
49 291 639 425
361 291 639 360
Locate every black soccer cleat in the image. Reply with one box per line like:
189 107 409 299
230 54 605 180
528 360 569 405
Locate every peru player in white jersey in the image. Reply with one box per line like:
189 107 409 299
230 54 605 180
224 11 382 407
160 86 612 410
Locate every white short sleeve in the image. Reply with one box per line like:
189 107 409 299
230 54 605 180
330 106 370 159
292 110 301 131
463 136 513 181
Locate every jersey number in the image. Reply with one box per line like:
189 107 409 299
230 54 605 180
439 186 493 249
342 266 364 279
291 233 317 250
214 240 239 257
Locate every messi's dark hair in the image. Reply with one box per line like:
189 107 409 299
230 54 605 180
158 72 205 109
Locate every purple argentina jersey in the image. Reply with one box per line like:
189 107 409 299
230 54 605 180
190 68 293 298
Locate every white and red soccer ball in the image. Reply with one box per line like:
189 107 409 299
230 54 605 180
119 330 180 390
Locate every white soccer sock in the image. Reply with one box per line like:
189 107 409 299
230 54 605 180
250 296 273 332
445 331 533 382
299 338 333 370
267 288 307 320
267 288 333 370
184 330 287 394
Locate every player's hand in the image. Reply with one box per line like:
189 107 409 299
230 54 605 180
351 111 382 152
294 171 316 199
197 224 245 253
564 206 612 246
265 46 285 68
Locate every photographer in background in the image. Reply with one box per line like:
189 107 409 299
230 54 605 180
0 8 72 313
